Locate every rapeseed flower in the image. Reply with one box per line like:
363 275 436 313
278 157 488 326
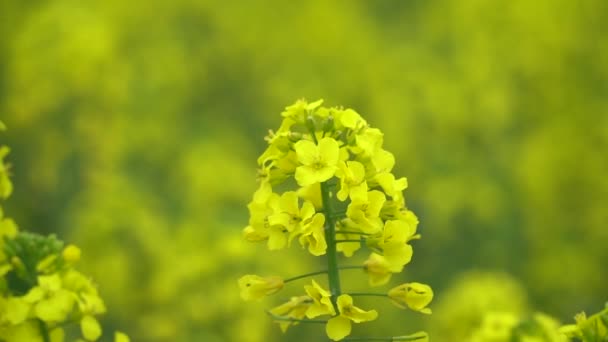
240 100 431 340
294 137 340 187
326 294 378 341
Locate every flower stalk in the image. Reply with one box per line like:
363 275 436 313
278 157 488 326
321 180 341 309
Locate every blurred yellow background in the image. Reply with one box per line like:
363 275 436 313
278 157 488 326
1 0 607 341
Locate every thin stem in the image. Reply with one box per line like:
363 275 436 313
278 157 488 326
266 311 327 324
38 319 50 342
283 265 365 283
336 231 371 236
347 292 388 298
335 239 364 243
321 181 341 309
342 337 426 341
284 270 328 283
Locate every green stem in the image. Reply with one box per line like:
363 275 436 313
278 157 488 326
336 230 370 236
284 270 328 283
347 292 388 298
284 266 365 283
38 319 50 342
321 181 341 308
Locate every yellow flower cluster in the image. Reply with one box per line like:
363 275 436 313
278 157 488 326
0 124 129 342
470 311 569 342
239 100 432 341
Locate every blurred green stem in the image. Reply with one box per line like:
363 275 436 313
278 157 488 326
38 319 50 342
321 180 341 308
347 292 388 298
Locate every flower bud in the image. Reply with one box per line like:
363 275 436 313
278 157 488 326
388 282 433 314
63 244 81 263
238 275 284 301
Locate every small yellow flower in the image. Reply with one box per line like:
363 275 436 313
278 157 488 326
326 294 378 341
346 190 386 234
270 296 312 332
81 314 102 341
294 137 340 186
298 213 327 256
363 253 393 287
376 219 415 272
114 331 131 342
23 274 75 323
336 161 367 202
388 282 433 314
354 128 383 157
63 244 82 263
334 108 367 130
374 172 407 199
238 275 284 301
304 280 335 318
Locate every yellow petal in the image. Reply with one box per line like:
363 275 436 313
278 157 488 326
294 140 318 166
5 297 30 325
50 327 65 342
326 316 352 341
114 331 130 342
81 315 102 341
318 138 340 166
295 166 319 187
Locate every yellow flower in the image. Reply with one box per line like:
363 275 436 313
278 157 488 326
354 128 383 157
363 253 393 287
336 161 367 202
388 283 433 314
326 294 378 341
374 172 407 199
242 182 281 247
81 314 102 341
470 312 519 342
114 331 130 342
376 219 415 272
334 108 367 130
294 137 340 186
345 190 386 234
0 146 13 199
269 296 312 332
23 274 75 323
298 213 327 256
238 275 284 301
62 244 81 263
0 320 42 342
304 280 335 318
3 296 31 325
268 191 317 243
